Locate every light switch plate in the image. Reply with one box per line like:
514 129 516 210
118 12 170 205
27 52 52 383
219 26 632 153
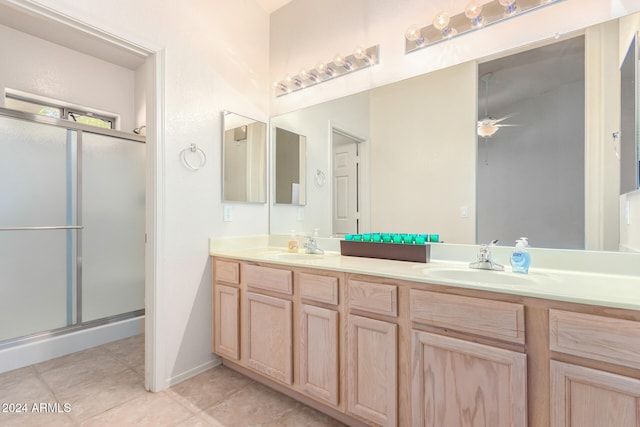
297 207 304 221
223 205 233 222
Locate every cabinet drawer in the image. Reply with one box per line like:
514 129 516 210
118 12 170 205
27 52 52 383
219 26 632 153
215 259 240 284
549 309 640 369
245 264 293 295
410 290 525 345
300 273 339 305
349 280 397 317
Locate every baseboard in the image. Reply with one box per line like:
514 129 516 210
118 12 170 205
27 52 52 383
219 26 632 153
166 355 221 387
0 316 144 374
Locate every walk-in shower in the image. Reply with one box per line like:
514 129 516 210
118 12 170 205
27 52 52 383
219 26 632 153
0 107 145 348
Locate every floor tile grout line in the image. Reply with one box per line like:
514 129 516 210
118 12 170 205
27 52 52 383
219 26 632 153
165 375 259 417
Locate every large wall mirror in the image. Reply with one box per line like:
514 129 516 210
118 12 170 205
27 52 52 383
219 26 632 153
222 111 267 203
274 127 307 205
620 33 640 195
269 13 639 252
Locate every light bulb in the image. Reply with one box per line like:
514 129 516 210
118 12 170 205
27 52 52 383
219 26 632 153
432 11 455 38
300 68 319 82
286 74 303 88
333 53 352 70
353 46 373 63
498 0 517 15
432 12 450 31
316 61 334 76
405 25 425 46
464 0 483 26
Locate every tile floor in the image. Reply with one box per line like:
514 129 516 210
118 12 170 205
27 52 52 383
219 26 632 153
0 334 346 426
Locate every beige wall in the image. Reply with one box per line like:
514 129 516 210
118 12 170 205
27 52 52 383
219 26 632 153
369 61 477 244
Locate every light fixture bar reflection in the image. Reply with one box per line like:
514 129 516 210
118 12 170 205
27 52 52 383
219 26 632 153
274 45 379 97
405 0 565 54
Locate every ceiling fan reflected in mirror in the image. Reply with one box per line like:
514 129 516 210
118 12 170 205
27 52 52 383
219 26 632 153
478 72 518 138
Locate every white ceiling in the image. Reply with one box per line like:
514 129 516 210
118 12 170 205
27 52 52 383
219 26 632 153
255 0 294 13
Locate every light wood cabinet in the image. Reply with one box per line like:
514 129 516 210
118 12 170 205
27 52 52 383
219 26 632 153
410 289 525 345
411 330 527 427
212 256 640 427
347 314 397 427
550 360 640 427
549 310 640 427
244 291 293 385
299 303 339 406
349 279 398 317
549 309 640 369
213 284 240 360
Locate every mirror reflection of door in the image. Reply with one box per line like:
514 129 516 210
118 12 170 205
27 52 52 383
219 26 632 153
332 129 362 235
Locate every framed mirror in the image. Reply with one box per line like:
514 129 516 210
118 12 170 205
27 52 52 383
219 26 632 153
620 32 640 195
222 111 267 203
274 127 306 205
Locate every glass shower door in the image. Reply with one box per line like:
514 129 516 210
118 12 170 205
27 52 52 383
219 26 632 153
81 133 145 321
0 116 78 341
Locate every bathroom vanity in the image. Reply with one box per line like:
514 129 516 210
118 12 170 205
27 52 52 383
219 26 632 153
210 242 640 427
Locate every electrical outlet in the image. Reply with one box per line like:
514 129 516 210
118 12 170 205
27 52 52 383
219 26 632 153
223 205 233 222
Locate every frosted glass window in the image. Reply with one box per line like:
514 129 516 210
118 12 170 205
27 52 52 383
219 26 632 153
4 96 62 119
5 95 115 129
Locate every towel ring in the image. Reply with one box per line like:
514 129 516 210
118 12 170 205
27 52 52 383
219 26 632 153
181 144 207 170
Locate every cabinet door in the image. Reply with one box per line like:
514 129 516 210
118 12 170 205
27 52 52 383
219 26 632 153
347 314 397 427
300 304 339 406
213 284 240 360
551 360 640 427
244 292 293 385
412 330 527 427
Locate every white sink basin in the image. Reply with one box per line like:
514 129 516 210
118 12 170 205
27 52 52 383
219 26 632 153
265 252 326 261
420 267 535 285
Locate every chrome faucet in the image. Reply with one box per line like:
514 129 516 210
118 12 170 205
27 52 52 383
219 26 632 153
469 239 504 271
303 237 324 255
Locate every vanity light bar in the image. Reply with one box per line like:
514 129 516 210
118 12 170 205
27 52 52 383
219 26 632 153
405 0 565 54
273 45 380 97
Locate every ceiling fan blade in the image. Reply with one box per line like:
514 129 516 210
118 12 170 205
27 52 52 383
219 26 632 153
493 112 518 123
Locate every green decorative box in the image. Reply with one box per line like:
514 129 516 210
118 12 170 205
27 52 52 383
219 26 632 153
340 240 431 263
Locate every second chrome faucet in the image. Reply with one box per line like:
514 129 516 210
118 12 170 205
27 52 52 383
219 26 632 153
303 237 324 255
469 239 504 271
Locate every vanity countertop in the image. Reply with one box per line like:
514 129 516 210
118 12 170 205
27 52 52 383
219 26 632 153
210 245 640 311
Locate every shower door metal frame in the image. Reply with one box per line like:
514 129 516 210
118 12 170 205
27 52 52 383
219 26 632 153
0 107 146 349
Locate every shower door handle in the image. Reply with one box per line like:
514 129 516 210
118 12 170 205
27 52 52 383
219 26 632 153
0 226 84 231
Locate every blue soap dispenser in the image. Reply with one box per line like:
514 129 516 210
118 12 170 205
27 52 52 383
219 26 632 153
511 237 531 274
